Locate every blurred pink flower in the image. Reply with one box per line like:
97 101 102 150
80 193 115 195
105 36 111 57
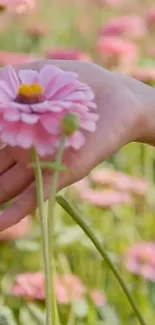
100 16 146 39
90 290 106 306
91 169 150 196
146 8 155 30
46 49 92 62
26 23 49 39
73 178 133 207
0 216 31 241
125 242 155 282
56 274 86 304
0 65 98 156
12 273 86 303
97 36 139 70
0 0 36 14
97 0 122 8
131 69 155 86
0 52 38 66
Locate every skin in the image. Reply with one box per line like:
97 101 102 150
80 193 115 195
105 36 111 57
0 60 155 230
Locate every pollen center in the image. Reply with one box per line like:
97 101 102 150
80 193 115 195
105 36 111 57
17 84 44 104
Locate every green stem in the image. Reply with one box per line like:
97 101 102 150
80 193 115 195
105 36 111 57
33 149 52 325
56 195 147 325
47 137 66 325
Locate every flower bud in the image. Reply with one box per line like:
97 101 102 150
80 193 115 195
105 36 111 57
62 113 80 136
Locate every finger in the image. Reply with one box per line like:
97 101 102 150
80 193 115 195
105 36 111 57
0 164 80 231
0 146 15 175
0 162 34 204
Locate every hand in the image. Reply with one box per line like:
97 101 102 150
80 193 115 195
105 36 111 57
0 60 154 230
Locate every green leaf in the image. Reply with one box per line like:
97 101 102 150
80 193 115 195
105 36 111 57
73 299 89 318
0 306 17 325
99 305 121 325
27 303 45 324
15 240 40 252
57 226 84 246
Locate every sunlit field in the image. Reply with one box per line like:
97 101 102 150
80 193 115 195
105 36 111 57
1 0 155 324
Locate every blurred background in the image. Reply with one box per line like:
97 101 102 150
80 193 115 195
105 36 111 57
1 0 155 324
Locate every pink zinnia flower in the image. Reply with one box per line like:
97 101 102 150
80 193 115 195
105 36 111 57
97 36 139 70
100 16 146 39
0 216 31 241
0 65 98 156
91 169 150 196
12 272 86 303
0 0 36 14
0 52 38 66
26 23 49 39
125 242 155 282
90 290 106 306
46 49 92 62
97 0 122 8
146 8 155 30
73 178 133 207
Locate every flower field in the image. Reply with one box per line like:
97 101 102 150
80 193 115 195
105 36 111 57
1 0 155 324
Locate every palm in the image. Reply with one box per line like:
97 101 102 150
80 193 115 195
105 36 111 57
0 61 145 229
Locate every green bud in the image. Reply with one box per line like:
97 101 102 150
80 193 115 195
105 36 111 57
62 113 80 136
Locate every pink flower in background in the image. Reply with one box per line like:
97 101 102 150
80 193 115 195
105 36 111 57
98 0 122 8
0 0 36 14
146 8 155 30
12 272 106 306
12 272 90 304
73 178 133 207
46 49 92 62
97 36 139 70
131 69 155 86
0 52 38 66
56 274 86 304
91 169 150 196
90 290 106 306
0 65 98 156
12 272 45 300
125 242 155 282
26 23 49 39
100 16 146 39
0 216 31 241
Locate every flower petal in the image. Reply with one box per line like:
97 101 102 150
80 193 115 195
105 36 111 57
41 114 61 135
31 101 63 113
18 69 38 85
1 65 19 98
3 111 20 122
1 122 20 147
0 80 14 102
46 71 78 100
38 65 62 90
11 102 31 113
65 89 94 102
16 124 34 149
68 131 85 150
21 113 39 124
81 120 96 132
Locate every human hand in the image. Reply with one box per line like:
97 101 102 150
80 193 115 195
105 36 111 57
0 60 154 230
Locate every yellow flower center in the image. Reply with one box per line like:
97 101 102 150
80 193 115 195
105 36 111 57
18 84 43 97
17 84 44 104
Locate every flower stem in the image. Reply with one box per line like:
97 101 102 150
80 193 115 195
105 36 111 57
32 149 52 325
48 137 66 325
56 195 147 325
